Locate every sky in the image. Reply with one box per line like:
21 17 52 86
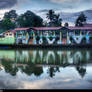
0 0 92 20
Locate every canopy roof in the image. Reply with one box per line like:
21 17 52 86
12 26 92 33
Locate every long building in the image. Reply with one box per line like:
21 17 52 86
0 24 92 45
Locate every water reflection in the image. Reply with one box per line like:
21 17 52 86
0 49 92 78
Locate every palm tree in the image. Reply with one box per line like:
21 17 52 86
46 10 62 27
46 10 55 22
75 12 87 27
54 14 62 26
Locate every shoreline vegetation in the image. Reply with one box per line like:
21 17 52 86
0 9 87 32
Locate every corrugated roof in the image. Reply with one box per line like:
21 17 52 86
32 27 62 30
68 26 92 30
15 27 30 31
11 26 92 33
84 23 92 27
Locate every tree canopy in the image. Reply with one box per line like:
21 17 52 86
75 12 87 27
1 18 15 30
46 9 62 27
17 10 43 27
4 10 18 19
1 10 17 30
64 22 69 27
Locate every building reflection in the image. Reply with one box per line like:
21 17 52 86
0 49 92 78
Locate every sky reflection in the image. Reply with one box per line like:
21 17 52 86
0 49 92 89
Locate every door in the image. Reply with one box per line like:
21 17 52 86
62 30 67 44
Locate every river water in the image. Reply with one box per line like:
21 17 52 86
0 49 92 89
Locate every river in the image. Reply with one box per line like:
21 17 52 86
0 49 92 89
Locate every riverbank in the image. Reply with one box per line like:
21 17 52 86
0 44 92 49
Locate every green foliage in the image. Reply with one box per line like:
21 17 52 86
1 10 17 31
17 10 43 27
46 10 55 22
1 18 15 30
64 22 69 27
1 10 43 30
46 9 62 27
0 9 64 30
0 29 5 34
4 10 18 19
75 12 87 27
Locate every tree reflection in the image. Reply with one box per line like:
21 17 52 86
20 64 43 77
1 59 18 76
34 67 43 77
0 49 91 78
76 66 86 78
75 59 87 78
47 66 60 78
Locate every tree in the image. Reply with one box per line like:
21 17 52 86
17 10 43 27
1 18 15 30
4 10 18 20
43 21 48 27
46 9 62 27
1 10 18 29
46 10 55 23
75 12 87 27
54 14 62 26
64 22 69 27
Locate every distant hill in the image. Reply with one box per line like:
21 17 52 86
38 9 92 26
60 9 92 25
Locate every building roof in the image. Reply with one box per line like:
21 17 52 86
32 27 62 31
11 26 92 33
68 26 92 30
12 27 31 33
84 23 92 27
14 27 30 31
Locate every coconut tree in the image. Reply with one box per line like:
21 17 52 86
75 12 87 27
46 9 62 27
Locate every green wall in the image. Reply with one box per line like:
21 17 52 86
0 50 15 61
0 37 15 44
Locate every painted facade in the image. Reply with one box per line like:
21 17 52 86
0 31 15 44
13 26 92 45
0 25 92 45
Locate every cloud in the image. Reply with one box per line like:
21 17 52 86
49 0 92 12
50 0 92 7
0 0 17 9
0 9 9 20
50 0 80 4
37 9 49 13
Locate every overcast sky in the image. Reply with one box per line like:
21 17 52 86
0 0 92 19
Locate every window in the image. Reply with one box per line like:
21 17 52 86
88 31 92 35
81 31 87 35
9 33 13 36
69 31 74 36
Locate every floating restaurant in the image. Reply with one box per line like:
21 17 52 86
0 24 92 45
